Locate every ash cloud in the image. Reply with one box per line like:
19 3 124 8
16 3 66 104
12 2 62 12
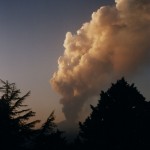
51 0 150 123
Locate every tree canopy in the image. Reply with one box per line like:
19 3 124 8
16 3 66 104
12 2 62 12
1 78 150 150
79 78 150 150
0 80 66 150
34 111 66 150
0 80 40 149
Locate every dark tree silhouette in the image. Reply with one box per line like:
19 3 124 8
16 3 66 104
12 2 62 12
34 111 66 150
0 80 40 150
79 78 150 150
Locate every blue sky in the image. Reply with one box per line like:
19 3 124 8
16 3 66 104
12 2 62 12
0 0 149 124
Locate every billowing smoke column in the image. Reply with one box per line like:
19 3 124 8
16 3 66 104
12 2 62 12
51 0 150 123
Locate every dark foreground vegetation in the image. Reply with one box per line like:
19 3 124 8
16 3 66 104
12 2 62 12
0 78 150 150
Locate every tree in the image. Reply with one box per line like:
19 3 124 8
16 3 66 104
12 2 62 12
79 78 150 150
0 80 40 150
34 111 66 150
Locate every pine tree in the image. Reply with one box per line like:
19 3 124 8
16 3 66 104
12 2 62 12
79 78 150 150
0 80 40 150
34 111 66 150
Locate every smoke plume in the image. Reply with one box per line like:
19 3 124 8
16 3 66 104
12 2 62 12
51 0 150 123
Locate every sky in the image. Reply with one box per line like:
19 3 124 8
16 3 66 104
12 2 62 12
0 0 150 126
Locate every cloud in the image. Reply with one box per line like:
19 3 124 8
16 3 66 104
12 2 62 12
51 0 150 123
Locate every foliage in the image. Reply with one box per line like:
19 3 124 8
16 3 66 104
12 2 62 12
1 78 150 150
79 78 150 150
0 80 66 150
34 111 66 150
0 80 40 150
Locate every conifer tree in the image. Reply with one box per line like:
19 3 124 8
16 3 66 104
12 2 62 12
34 111 66 150
0 80 40 150
79 78 150 150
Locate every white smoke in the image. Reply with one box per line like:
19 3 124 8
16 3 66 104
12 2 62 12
51 0 150 123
